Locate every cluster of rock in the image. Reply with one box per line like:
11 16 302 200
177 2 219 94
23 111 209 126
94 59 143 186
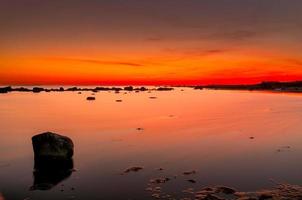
192 184 302 200
120 165 302 200
0 86 174 94
27 132 302 200
145 183 302 200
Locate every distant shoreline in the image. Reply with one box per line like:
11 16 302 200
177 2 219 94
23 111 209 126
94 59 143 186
193 80 302 93
0 86 174 93
2 81 302 93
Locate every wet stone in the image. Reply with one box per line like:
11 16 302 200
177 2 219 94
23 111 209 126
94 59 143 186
123 166 143 174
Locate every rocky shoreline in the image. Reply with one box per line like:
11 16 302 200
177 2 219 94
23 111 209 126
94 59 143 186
2 81 302 94
0 86 174 94
121 165 302 200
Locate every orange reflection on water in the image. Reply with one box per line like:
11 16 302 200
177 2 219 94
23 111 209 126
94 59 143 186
1 88 302 195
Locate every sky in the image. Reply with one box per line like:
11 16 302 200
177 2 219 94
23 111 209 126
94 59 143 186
1 0 302 85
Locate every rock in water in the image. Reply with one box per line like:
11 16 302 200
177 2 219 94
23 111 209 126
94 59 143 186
32 132 74 160
86 96 96 101
31 132 74 190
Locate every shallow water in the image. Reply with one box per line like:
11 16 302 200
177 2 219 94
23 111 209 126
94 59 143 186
1 88 302 200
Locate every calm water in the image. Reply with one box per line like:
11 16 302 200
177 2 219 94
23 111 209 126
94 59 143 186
1 88 302 200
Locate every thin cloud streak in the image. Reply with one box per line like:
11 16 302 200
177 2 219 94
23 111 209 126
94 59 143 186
47 57 144 67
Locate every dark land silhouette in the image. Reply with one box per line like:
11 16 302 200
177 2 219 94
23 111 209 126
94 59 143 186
2 81 302 94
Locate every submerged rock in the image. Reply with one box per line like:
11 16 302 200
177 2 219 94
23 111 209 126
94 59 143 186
149 177 170 184
123 166 144 174
187 179 197 183
183 170 197 175
32 132 74 160
216 186 236 194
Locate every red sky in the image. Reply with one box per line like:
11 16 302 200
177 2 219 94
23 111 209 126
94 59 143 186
1 0 302 85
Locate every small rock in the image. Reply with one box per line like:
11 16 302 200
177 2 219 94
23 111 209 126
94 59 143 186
216 186 236 194
149 177 170 184
151 193 160 199
86 97 95 101
123 166 143 173
183 188 194 194
183 170 197 175
187 179 196 183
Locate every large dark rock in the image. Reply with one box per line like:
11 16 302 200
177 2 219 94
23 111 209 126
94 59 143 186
31 132 74 190
32 132 74 160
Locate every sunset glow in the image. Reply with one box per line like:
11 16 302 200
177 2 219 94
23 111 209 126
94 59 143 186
1 0 302 85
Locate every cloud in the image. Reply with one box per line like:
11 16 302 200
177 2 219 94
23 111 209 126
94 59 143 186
47 57 144 67
165 48 228 57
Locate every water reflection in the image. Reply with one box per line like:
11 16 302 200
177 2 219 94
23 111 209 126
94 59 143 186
30 158 74 190
1 89 302 199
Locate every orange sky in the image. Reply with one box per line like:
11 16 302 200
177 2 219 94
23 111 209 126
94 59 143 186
1 0 302 85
